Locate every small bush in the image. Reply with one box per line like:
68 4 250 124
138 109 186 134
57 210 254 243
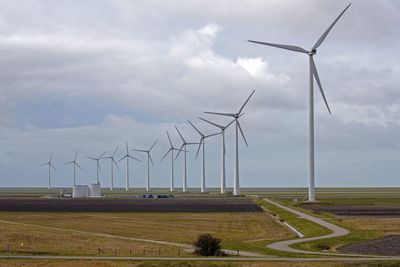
193 233 223 256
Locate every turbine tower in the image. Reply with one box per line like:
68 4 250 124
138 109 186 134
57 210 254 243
87 151 106 184
205 90 255 196
40 153 56 189
248 3 351 201
161 132 181 192
103 146 119 191
175 126 198 193
64 151 82 186
198 117 235 194
117 141 140 191
188 120 219 193
132 140 158 192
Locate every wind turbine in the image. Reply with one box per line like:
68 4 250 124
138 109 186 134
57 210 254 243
175 126 198 193
188 120 219 193
132 140 158 192
40 153 56 189
87 152 106 184
198 117 236 194
64 151 82 186
160 132 181 192
117 141 140 191
103 146 119 191
205 90 255 196
248 3 351 201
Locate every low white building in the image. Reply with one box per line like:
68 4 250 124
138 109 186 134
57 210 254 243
72 185 89 198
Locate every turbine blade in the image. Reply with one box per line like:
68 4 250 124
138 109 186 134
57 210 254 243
149 139 158 152
248 40 308 53
113 159 120 169
99 151 106 159
175 144 184 160
117 155 127 163
125 140 129 154
205 132 220 138
238 90 255 114
129 155 141 162
204 111 234 117
188 120 204 137
313 3 352 49
74 151 78 161
132 149 147 152
76 162 83 170
64 161 74 165
195 140 202 159
311 57 331 114
237 121 248 146
49 153 53 163
167 131 173 147
113 145 119 157
97 162 101 171
149 155 154 167
50 163 57 171
175 126 186 143
161 148 172 161
225 118 236 129
199 117 223 129
40 163 48 166
87 156 96 160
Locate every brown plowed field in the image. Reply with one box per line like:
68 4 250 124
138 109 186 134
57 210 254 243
0 198 262 212
301 204 400 217
338 235 400 256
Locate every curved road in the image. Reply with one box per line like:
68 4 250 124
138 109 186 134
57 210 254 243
264 198 353 255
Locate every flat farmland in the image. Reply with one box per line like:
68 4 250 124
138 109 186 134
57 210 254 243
0 211 290 256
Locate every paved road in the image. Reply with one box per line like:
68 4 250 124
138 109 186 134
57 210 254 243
1 255 400 262
264 198 352 255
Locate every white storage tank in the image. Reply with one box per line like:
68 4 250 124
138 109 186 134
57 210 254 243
89 183 101 197
73 185 89 198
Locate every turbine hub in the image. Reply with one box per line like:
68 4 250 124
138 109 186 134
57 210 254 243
309 49 317 55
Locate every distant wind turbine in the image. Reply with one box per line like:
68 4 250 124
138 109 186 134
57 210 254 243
205 90 255 196
175 126 199 193
117 141 140 191
64 151 82 186
198 117 236 194
40 153 56 189
103 146 119 191
188 120 219 193
248 3 351 201
133 139 158 192
160 132 181 192
87 151 106 184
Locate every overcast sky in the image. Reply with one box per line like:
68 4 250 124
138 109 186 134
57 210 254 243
0 0 399 189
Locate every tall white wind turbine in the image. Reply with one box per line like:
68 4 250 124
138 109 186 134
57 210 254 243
188 120 219 193
198 117 236 194
248 3 351 201
132 140 158 192
103 146 119 191
87 151 106 184
160 131 181 192
117 141 140 191
175 126 198 193
205 90 255 196
64 151 82 186
40 153 56 189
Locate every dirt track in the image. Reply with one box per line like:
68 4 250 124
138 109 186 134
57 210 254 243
0 198 262 212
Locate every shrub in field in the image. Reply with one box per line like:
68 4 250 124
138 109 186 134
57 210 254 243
193 233 223 256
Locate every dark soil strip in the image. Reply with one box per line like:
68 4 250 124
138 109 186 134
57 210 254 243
338 235 400 256
0 198 262 212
